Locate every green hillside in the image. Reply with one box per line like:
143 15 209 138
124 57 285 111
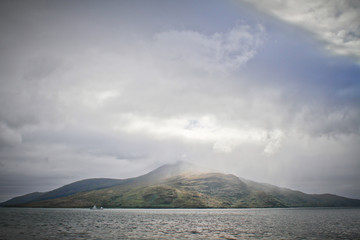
2 162 360 208
1 178 126 206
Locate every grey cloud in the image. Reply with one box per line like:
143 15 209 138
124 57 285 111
22 127 150 161
116 154 147 161
153 23 265 72
242 0 360 61
0 123 22 148
22 56 63 82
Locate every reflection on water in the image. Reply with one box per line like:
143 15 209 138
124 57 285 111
0 208 359 239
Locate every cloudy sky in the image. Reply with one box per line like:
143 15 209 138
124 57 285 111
0 0 360 202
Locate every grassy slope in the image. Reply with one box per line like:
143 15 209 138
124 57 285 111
1 178 126 207
2 161 194 207
22 172 360 208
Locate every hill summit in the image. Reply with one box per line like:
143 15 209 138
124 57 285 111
2 161 360 208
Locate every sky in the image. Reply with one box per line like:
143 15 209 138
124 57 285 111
0 0 359 202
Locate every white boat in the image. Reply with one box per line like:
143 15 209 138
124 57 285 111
90 205 104 210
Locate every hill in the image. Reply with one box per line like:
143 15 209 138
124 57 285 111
1 178 125 206
2 162 360 208
0 161 194 207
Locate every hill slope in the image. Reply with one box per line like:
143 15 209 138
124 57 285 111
1 178 125 206
2 162 360 208
0 161 194 207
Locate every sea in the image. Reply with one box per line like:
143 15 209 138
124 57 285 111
0 208 359 239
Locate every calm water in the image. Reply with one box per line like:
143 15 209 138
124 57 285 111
0 208 359 239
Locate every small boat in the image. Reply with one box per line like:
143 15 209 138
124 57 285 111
90 205 104 210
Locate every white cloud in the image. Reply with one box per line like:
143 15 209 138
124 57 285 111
81 90 121 109
153 22 265 72
263 129 284 155
243 0 360 61
115 114 284 154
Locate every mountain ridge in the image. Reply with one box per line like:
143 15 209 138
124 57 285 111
1 161 194 206
2 161 360 208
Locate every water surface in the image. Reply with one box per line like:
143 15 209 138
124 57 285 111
0 208 359 239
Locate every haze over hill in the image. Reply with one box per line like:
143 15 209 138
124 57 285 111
2 162 360 208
